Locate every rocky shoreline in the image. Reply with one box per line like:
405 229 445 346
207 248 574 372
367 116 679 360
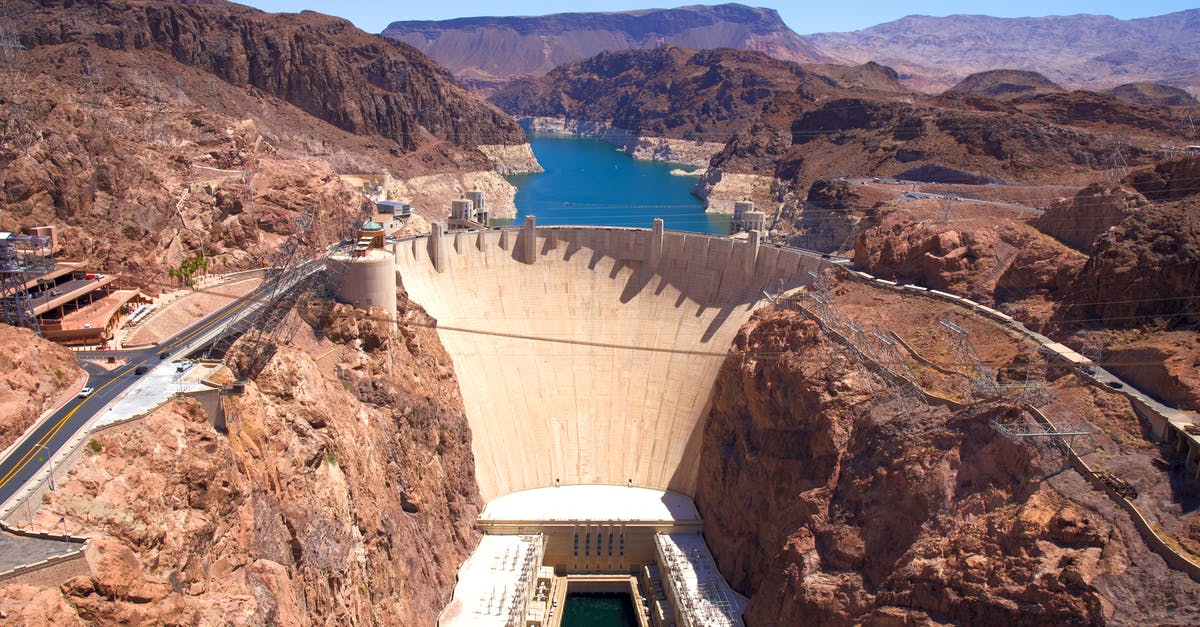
518 116 725 168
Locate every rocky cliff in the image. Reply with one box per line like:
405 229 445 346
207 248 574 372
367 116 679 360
0 297 481 625
852 209 1085 312
807 11 1200 92
11 0 522 150
1056 197 1200 330
490 46 821 144
0 325 82 451
712 89 1173 191
695 304 1200 625
0 0 526 286
384 3 831 93
1038 157 1200 330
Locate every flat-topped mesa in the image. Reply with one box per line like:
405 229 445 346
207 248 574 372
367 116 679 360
391 220 828 501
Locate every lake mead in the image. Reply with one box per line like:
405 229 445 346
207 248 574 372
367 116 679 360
503 135 729 235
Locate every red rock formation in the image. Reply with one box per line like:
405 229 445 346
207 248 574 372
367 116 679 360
0 325 82 450
693 307 1190 625
0 0 523 285
10 0 522 150
1031 185 1147 253
0 299 480 624
852 209 1084 310
1055 197 1200 329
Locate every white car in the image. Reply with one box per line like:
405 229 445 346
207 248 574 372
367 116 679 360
78 387 95 398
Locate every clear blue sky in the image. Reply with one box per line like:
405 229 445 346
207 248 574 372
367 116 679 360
237 1 1197 34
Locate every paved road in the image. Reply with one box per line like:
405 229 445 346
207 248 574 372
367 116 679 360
0 285 264 508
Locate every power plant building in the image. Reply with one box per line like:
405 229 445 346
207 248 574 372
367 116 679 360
729 200 765 235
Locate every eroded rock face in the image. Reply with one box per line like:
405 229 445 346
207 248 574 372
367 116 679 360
1057 197 1200 329
11 0 523 150
1032 185 1147 253
0 325 82 450
490 46 818 144
0 0 525 285
0 300 480 625
695 308 1116 625
852 209 1084 309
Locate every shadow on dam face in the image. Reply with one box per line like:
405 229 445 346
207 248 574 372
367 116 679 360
394 225 825 502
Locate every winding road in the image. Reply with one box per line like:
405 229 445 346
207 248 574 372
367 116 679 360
0 283 265 508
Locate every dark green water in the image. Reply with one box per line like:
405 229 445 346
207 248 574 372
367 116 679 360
504 135 729 235
560 593 638 627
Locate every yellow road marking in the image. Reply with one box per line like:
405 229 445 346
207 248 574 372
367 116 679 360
0 289 262 490
0 364 130 489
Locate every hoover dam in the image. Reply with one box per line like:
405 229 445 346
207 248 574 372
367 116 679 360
337 217 830 625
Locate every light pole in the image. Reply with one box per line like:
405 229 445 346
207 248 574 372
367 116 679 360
32 443 55 491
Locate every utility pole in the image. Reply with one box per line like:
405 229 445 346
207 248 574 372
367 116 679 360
33 442 55 491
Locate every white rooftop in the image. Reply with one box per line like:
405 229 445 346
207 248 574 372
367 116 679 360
439 534 542 627
656 534 747 627
480 485 701 522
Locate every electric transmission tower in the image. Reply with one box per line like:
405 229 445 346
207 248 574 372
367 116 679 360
0 232 54 335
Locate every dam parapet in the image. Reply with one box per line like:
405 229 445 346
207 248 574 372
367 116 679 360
394 220 825 309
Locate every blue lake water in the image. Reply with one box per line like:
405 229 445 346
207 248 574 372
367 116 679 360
503 135 729 235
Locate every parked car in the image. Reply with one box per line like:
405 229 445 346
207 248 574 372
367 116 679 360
1106 380 1124 389
78 386 95 398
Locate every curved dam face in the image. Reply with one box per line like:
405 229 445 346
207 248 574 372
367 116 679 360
395 222 824 502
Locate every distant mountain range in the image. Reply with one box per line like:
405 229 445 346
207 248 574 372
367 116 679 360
383 4 1200 95
808 10 1200 92
382 4 831 92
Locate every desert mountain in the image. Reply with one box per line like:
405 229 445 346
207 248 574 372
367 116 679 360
945 69 1064 101
383 3 831 93
1104 82 1199 107
0 0 524 284
807 10 1200 92
490 46 842 142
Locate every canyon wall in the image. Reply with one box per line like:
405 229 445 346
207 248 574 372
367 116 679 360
0 301 481 625
694 306 1198 625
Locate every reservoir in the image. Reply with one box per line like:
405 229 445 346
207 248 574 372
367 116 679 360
504 135 729 235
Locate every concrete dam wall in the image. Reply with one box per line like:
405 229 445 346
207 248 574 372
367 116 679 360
395 222 826 502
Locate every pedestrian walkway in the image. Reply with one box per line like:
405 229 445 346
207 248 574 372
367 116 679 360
0 528 83 573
